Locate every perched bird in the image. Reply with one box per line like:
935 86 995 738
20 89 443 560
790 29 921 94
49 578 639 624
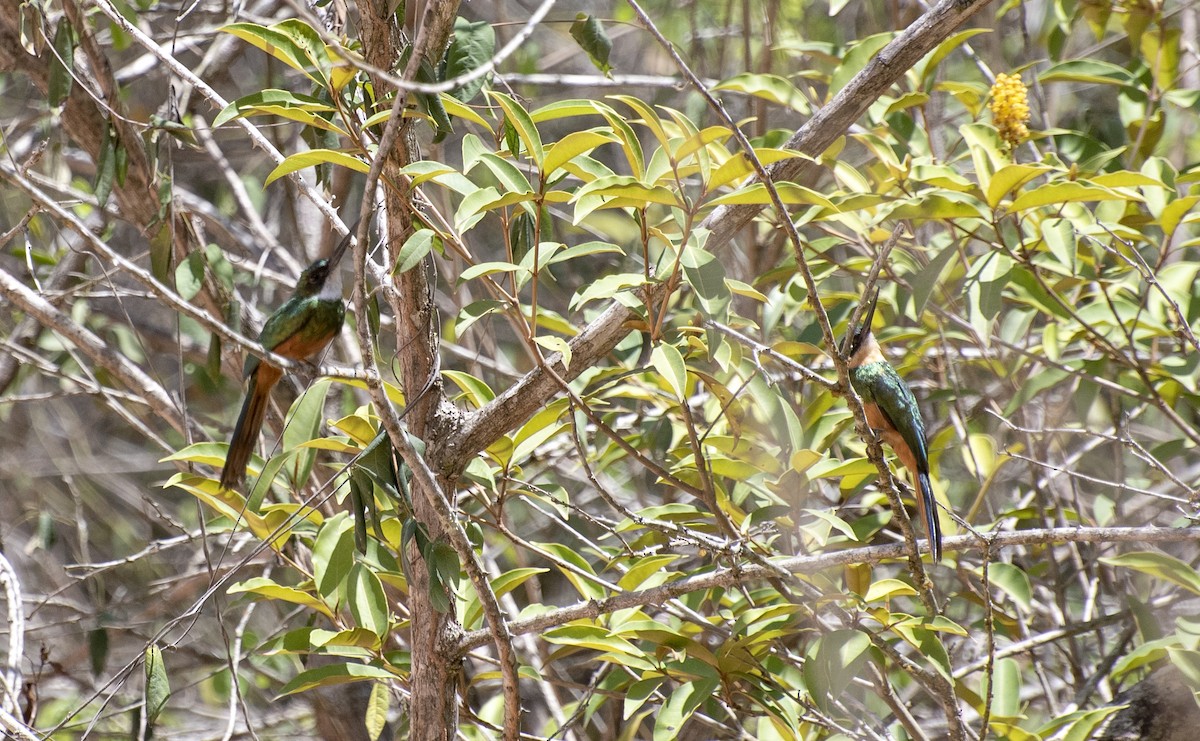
218 230 352 491
845 287 942 560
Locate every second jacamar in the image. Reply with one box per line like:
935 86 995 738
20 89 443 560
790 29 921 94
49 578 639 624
218 230 351 491
846 287 942 561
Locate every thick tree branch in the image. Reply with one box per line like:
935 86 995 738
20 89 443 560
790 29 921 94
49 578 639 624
457 525 1200 654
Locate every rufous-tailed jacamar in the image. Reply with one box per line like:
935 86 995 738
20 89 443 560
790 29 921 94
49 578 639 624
846 287 942 560
218 230 351 491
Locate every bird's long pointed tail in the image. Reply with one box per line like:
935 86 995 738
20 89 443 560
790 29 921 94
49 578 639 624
915 470 942 561
219 370 276 491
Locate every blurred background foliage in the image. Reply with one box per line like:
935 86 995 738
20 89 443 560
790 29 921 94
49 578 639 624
3 0 1200 739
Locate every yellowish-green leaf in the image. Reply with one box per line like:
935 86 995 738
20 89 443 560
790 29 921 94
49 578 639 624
265 149 370 186
229 576 334 619
534 334 572 369
651 343 688 399
714 72 811 112
1100 551 1200 595
986 163 1049 208
1008 181 1133 211
488 91 543 166
863 578 919 602
544 129 619 176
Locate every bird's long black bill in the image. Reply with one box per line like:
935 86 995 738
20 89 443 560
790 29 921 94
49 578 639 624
328 227 354 267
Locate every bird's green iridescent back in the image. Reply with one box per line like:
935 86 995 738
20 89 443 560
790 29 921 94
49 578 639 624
243 294 345 378
850 360 929 470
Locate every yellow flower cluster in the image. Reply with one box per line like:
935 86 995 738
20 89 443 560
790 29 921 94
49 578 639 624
989 73 1031 148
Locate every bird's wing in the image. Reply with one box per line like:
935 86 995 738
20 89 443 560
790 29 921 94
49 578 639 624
869 371 930 472
242 297 312 377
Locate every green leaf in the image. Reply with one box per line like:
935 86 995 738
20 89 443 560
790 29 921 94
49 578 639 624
831 32 894 95
544 624 640 656
986 164 1050 209
1039 59 1137 89
987 562 1033 611
534 335 572 368
143 645 171 725
569 14 613 76
535 542 606 599
617 555 680 590
654 679 719 741
175 250 205 301
222 20 332 87
651 344 688 399
488 91 543 166
443 18 495 103
313 512 355 599
474 152 533 195
48 21 76 109
348 564 389 637
681 236 729 316
277 662 397 697
886 193 988 220
463 567 550 629
570 272 646 310
1008 181 1132 211
706 182 833 208
1045 707 1125 741
543 129 619 176
395 228 437 274
1039 217 1077 275
1101 552 1200 596
229 576 334 618
713 73 810 113
918 29 991 87
442 370 495 407
987 657 1023 718
265 149 370 186
214 89 337 119
546 240 624 265
282 377 332 478
862 578 918 602
365 681 390 741
707 147 808 191
427 539 460 613
94 121 116 207
624 676 665 720
458 260 525 284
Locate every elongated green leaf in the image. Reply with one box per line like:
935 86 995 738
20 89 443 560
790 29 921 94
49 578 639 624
651 344 688 399
49 21 76 108
277 662 397 697
1101 552 1200 595
313 512 355 599
396 228 437 274
488 91 543 166
1009 181 1133 211
544 130 619 176
570 14 612 75
144 645 171 725
365 681 390 741
714 73 810 113
214 89 337 128
229 576 334 618
1040 59 1137 88
443 18 495 102
222 20 333 86
266 149 370 185
442 370 496 406
348 564 389 637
